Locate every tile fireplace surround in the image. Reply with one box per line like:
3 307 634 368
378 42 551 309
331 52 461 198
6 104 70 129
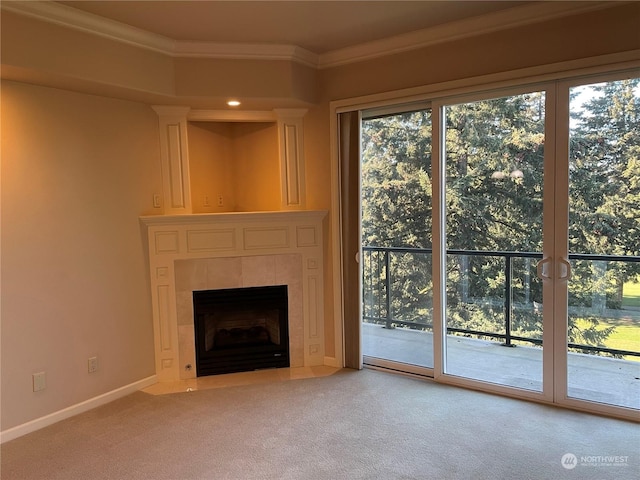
140 211 326 382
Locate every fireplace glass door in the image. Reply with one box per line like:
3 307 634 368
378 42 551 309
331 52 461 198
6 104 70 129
193 285 289 376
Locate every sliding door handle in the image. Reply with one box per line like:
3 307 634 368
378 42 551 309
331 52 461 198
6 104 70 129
355 251 360 264
536 257 552 280
558 257 572 281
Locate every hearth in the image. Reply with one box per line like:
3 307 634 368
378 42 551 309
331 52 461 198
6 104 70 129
193 285 290 376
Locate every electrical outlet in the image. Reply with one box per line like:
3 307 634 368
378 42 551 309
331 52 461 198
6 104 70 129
88 356 98 374
203 195 210 207
33 372 46 392
217 194 224 207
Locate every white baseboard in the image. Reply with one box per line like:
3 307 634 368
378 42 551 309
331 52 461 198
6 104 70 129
0 375 157 444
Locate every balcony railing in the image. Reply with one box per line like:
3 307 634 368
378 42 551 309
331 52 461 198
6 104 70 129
362 246 640 358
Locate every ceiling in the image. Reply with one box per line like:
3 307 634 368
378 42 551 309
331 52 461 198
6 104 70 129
56 1 531 55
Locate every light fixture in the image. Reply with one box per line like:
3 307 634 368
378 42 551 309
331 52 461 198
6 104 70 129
227 100 241 107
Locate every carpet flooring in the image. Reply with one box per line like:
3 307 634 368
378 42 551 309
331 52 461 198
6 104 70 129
1 368 638 479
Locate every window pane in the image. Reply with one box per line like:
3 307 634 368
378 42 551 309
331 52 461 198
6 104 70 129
567 78 640 409
361 109 434 369
444 91 546 391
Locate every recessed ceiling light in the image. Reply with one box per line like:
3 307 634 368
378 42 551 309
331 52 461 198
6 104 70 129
227 100 241 107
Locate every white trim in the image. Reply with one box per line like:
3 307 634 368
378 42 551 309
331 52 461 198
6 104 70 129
0 375 158 444
361 101 431 120
438 373 640 422
174 42 319 68
0 1 175 55
140 210 327 227
275 109 308 209
432 100 446 381
553 82 571 407
542 84 559 405
364 357 433 378
187 110 278 123
0 1 619 69
318 1 615 69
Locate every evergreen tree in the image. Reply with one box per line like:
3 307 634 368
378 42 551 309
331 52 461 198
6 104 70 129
566 79 640 345
361 79 639 353
443 93 545 339
361 110 433 325
569 78 640 258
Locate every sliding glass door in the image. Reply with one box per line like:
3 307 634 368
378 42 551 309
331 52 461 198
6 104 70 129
564 77 640 410
441 90 548 392
361 106 434 372
350 69 639 418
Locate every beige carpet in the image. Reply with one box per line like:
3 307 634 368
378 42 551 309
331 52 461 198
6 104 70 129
1 368 638 480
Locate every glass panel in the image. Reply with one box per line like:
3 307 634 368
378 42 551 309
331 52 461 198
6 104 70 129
361 109 433 369
567 78 640 409
444 91 546 391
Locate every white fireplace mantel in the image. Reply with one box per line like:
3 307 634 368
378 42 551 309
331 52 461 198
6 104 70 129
140 210 326 382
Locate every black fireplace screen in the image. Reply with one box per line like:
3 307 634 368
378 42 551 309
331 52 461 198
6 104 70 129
193 285 290 376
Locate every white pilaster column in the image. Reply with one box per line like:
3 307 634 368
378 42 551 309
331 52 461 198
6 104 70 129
152 106 192 214
275 109 308 210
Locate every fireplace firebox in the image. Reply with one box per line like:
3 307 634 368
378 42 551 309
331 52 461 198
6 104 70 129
193 285 290 376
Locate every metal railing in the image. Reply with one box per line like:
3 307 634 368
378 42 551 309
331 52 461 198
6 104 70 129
362 245 640 358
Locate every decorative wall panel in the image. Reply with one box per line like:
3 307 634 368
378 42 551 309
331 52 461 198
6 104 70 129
244 227 289 250
187 229 236 252
154 232 179 255
157 285 172 352
152 106 192 214
276 109 307 209
296 225 318 247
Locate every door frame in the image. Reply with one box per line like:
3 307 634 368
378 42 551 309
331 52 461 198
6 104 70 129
431 83 556 405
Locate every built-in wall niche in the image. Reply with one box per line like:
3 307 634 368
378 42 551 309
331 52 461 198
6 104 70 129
188 121 280 213
152 107 307 215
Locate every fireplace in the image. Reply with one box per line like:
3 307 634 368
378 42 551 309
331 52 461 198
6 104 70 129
140 210 326 382
193 285 290 376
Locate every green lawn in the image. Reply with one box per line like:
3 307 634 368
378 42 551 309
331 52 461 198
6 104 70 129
574 316 640 362
622 280 640 307
607 325 640 355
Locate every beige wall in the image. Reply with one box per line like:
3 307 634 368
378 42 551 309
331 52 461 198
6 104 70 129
231 123 281 212
175 58 317 105
319 3 640 102
1 82 161 430
1 2 638 432
188 122 280 213
188 122 235 214
1 11 175 98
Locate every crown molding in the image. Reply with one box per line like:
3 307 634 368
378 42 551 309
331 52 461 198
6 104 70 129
1 0 176 54
317 1 618 69
174 42 318 68
1 0 620 69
